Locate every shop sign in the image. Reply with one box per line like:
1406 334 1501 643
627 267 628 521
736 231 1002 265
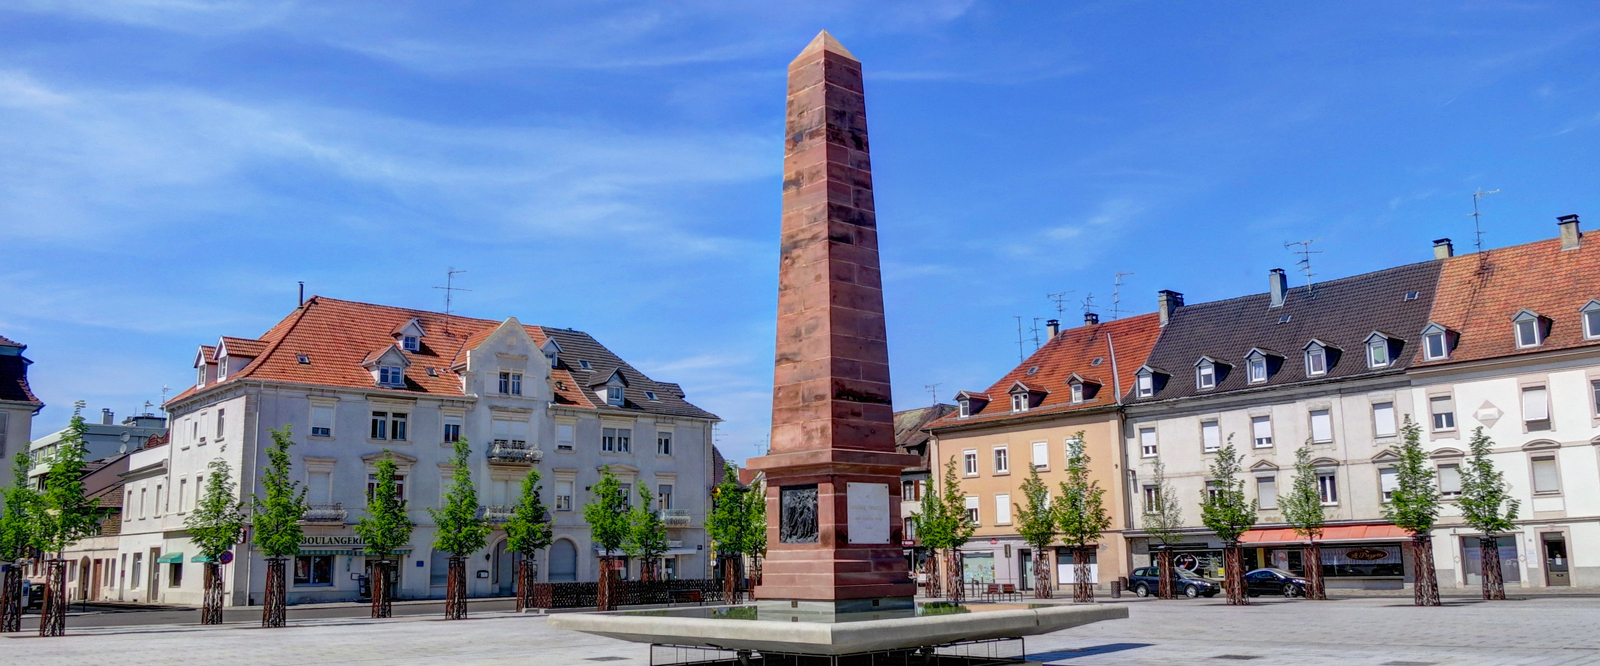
1174 553 1200 571
1344 548 1390 561
301 535 366 548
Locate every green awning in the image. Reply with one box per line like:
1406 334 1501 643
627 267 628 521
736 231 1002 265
156 552 184 563
190 555 215 563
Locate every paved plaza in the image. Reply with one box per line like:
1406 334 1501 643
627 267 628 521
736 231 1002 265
3 596 1597 665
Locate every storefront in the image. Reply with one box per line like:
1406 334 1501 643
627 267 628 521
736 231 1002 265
1240 524 1411 590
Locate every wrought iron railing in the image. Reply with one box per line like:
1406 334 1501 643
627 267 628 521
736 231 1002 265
659 509 691 526
480 504 516 524
488 439 542 463
302 502 347 523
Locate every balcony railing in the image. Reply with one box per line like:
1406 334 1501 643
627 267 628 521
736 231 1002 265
659 509 691 526
488 439 542 464
481 504 516 524
303 502 347 523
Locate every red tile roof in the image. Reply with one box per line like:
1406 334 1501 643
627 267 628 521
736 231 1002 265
1418 236 1600 366
929 313 1163 429
0 335 21 348
216 336 269 359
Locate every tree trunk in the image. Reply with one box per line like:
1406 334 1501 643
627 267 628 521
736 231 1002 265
1034 549 1052 600
1480 536 1506 601
1072 547 1094 603
515 559 534 613
925 553 940 598
39 559 66 637
945 549 964 603
719 555 739 605
201 562 225 625
1223 543 1247 606
1303 542 1326 600
1406 534 1439 606
0 563 22 633
445 556 467 619
262 557 287 628
370 560 393 619
748 555 761 600
1156 548 1175 600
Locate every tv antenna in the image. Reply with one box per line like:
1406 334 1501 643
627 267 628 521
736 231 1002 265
1111 272 1134 320
434 268 471 335
1031 317 1050 351
1014 316 1026 362
925 383 942 405
1080 293 1096 316
1046 291 1075 319
1470 188 1499 268
1284 239 1322 294
159 385 170 411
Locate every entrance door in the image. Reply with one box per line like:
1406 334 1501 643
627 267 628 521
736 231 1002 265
147 548 161 600
494 541 515 596
1542 533 1570 587
549 541 577 582
1018 549 1033 591
90 560 103 601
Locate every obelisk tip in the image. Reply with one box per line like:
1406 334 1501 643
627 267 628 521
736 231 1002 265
795 30 857 61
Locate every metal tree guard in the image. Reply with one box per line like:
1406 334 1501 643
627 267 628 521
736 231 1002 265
39 559 67 637
1480 536 1506 600
0 563 22 632
1033 550 1051 600
1072 547 1094 603
262 558 288 628
201 563 225 624
1412 535 1440 606
445 556 468 619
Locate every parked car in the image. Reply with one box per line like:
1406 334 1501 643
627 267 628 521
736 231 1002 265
1244 568 1310 597
1128 566 1220 598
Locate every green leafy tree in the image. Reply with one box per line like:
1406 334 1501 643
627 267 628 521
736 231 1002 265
1281 441 1326 599
184 458 247 624
1382 416 1441 606
582 466 630 609
1012 465 1056 599
1058 433 1112 602
1140 458 1183 599
1457 427 1518 601
35 404 103 636
705 463 753 601
504 469 553 610
0 451 38 632
430 439 489 618
912 471 949 596
920 457 975 600
355 454 413 618
253 426 307 628
623 482 670 581
743 479 766 585
1197 437 1257 605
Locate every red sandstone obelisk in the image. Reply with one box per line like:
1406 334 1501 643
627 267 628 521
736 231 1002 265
746 30 919 613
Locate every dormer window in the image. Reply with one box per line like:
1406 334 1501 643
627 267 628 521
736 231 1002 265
606 387 623 406
378 365 404 386
958 399 971 418
1242 349 1279 384
1302 340 1337 378
1196 362 1217 389
391 319 426 352
1364 333 1395 369
216 357 228 380
1421 323 1453 361
362 346 412 388
401 336 419 352
1070 383 1084 403
196 366 206 388
1010 393 1028 413
1513 310 1545 348
1582 300 1600 340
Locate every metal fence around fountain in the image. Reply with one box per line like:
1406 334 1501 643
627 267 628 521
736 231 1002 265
532 579 728 609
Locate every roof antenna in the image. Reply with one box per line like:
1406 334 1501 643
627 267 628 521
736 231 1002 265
925 383 941 405
1284 239 1322 296
1046 291 1075 320
1031 317 1049 352
433 267 470 336
1014 315 1026 362
1080 293 1096 316
1111 272 1134 320
1470 188 1500 270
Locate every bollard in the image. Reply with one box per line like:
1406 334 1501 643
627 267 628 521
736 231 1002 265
1111 579 1122 598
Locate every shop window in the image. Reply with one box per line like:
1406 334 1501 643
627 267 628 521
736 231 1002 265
168 563 183 588
294 555 334 586
430 549 449 587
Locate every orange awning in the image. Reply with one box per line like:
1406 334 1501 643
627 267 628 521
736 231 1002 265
1239 524 1410 546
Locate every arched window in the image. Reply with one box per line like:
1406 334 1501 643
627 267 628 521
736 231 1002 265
549 540 578 583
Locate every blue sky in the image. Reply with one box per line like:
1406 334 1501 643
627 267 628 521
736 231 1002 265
2 2 1597 463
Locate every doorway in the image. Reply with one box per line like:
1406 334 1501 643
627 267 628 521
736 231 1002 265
1541 533 1570 587
493 541 515 596
147 548 161 600
549 540 577 582
1018 549 1033 591
90 559 103 601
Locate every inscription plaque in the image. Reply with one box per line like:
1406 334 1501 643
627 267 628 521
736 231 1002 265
846 482 890 545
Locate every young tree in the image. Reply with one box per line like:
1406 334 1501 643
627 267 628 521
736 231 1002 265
936 457 977 601
0 451 38 633
253 426 308 628
430 439 490 619
184 458 247 625
1281 441 1326 599
1058 433 1112 603
742 481 767 591
912 475 949 598
623 482 670 581
1381 416 1441 606
1457 427 1518 601
503 469 553 612
705 462 753 603
1140 459 1184 600
582 466 630 610
34 404 103 637
1013 465 1056 599
1198 437 1258 605
355 454 413 618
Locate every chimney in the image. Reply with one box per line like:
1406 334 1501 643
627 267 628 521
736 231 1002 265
298 281 305 308
1433 238 1454 259
1046 319 1060 338
101 408 114 425
1558 214 1581 250
1157 290 1185 327
1268 268 1288 308
1083 312 1099 326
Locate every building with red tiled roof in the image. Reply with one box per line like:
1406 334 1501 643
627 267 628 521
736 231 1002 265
925 312 1162 592
0 333 41 515
119 295 719 607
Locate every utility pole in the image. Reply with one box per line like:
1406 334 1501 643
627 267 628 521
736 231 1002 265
434 268 470 335
1471 188 1500 270
1111 272 1133 320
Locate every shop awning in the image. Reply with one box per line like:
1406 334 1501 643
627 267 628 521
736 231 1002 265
191 555 214 563
1240 524 1410 546
156 552 184 563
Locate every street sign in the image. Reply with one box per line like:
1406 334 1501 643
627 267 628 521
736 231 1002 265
219 551 235 565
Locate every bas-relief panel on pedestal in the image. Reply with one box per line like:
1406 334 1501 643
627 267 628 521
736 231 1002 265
780 485 818 543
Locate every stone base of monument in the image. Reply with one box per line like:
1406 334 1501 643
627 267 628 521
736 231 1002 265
547 601 1128 665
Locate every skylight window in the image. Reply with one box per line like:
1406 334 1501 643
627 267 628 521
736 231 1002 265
645 391 658 401
296 353 310 365
1277 315 1292 324
1090 357 1103 366
1404 291 1420 301
579 360 592 370
1026 366 1039 375
425 367 438 377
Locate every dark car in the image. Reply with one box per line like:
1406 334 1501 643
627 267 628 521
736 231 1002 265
1244 568 1310 597
1128 566 1220 598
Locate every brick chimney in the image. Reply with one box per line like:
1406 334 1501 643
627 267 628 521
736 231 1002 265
1083 313 1099 326
1158 290 1184 327
1046 319 1060 338
1558 214 1581 250
1433 238 1454 259
1269 268 1288 308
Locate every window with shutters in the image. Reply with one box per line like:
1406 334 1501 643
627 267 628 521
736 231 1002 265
1372 402 1396 438
1522 386 1551 431
1139 427 1158 457
1251 416 1273 448
310 405 334 438
1256 476 1277 509
963 496 980 525
994 494 1011 525
1200 420 1221 452
1379 468 1398 502
1530 455 1560 494
1031 441 1048 470
1430 395 1455 431
1309 409 1333 443
1437 463 1462 497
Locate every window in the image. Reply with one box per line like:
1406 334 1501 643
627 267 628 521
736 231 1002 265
1372 402 1396 438
963 496 980 525
195 475 204 509
1585 303 1600 339
958 400 971 418
215 409 226 439
1070 383 1085 403
1594 380 1600 417
555 481 574 511
1031 441 1048 470
1137 373 1153 397
1515 313 1543 348
1200 421 1221 453
963 450 978 476
618 428 631 453
1430 395 1456 431
1522 386 1550 431
1309 409 1333 443
492 418 528 449
1317 470 1338 505
1197 362 1216 389
606 387 623 406
191 419 198 444
904 517 916 540
1305 346 1328 376
196 366 206 387
140 487 147 519
1424 331 1448 360
1139 427 1157 457
902 480 918 501
1379 468 1398 502
379 365 404 386
311 405 334 438
498 372 523 396
499 372 509 394
1437 463 1462 497
657 431 672 456
371 412 387 440
993 447 1009 474
401 335 419 351
178 479 187 512
294 555 334 586
391 413 407 441
153 484 163 517
1257 476 1277 509
557 424 575 451
217 357 227 380
1367 339 1390 368
1142 485 1160 514
131 553 142 587
168 563 183 588
443 417 462 443
603 428 617 451
365 473 406 501
658 484 674 510
1010 393 1028 413
1248 357 1268 383
994 494 1011 525
1251 416 1273 448
1531 455 1560 494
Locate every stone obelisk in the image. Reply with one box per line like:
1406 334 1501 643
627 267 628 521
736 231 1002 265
746 30 919 614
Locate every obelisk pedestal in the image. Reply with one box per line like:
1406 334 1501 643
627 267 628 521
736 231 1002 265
744 31 919 615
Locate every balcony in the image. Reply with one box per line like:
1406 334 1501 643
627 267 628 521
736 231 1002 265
303 502 347 523
481 504 516 524
659 509 691 526
488 439 542 464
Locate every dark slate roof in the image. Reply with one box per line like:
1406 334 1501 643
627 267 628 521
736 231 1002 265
0 334 41 407
539 327 719 421
894 404 955 451
1128 259 1443 403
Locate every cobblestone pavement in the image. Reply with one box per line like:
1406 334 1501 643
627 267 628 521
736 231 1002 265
1 596 1596 665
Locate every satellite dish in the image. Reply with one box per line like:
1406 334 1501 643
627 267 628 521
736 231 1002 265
120 432 131 443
